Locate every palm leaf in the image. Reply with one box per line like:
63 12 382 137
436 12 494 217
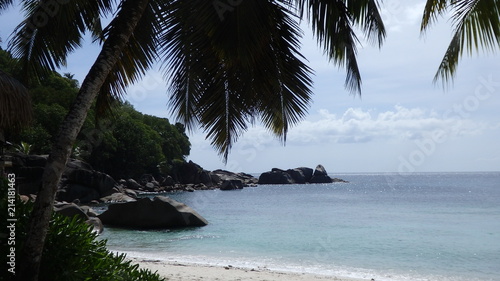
347 0 386 47
7 0 162 117
162 0 314 159
161 0 210 131
296 0 385 95
0 0 15 12
421 0 449 31
198 74 253 161
421 0 500 84
96 0 162 116
8 0 114 84
256 2 313 141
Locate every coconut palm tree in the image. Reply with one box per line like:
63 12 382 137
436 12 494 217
421 0 500 84
0 69 32 174
2 1 386 280
4 1 155 280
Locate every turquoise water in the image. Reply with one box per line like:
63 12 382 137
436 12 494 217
101 172 500 281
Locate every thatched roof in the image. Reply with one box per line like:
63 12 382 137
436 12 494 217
0 69 33 130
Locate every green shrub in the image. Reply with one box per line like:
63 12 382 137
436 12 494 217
0 177 166 281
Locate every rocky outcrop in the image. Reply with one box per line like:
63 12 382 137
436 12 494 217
54 202 103 234
125 179 143 190
211 169 258 188
54 202 89 221
258 165 347 184
170 161 214 186
98 196 208 229
309 164 333 183
99 192 136 203
122 167 258 192
9 153 258 202
9 153 122 203
286 167 314 183
220 180 244 190
258 168 295 184
58 159 118 203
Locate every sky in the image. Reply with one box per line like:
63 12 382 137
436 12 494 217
1 1 499 174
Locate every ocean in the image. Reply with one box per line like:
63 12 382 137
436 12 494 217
101 172 500 281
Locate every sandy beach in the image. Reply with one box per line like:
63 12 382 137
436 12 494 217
131 257 373 281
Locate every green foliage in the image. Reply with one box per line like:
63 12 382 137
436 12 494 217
1 49 191 179
0 177 166 281
143 114 190 161
0 48 18 76
16 103 69 154
14 141 32 155
85 109 164 179
81 102 190 179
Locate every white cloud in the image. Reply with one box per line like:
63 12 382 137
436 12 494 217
202 105 489 154
273 105 488 145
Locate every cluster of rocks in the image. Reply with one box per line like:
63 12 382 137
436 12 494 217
123 162 259 194
19 195 105 234
9 154 259 205
9 154 346 232
8 154 256 231
258 164 347 184
54 201 104 233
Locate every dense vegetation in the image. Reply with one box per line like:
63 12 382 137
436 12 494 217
1 49 190 179
0 177 166 281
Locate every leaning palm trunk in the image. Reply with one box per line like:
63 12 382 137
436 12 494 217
17 0 150 280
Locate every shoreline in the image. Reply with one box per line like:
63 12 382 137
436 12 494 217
129 257 372 281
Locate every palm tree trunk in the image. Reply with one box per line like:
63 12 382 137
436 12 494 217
17 1 150 280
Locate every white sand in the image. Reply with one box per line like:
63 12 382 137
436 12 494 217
131 257 374 281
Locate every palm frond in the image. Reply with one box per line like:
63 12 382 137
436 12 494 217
96 0 162 116
296 0 385 95
198 73 252 161
257 3 313 142
162 0 313 159
162 0 255 157
7 0 114 84
421 0 449 32
0 0 15 12
0 69 32 130
423 0 500 84
434 31 462 83
451 0 500 54
161 0 209 131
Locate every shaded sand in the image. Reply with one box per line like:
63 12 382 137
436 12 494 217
131 257 373 281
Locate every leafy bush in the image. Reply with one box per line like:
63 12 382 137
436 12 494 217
0 177 165 281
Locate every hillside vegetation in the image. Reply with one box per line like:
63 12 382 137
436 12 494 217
1 49 190 180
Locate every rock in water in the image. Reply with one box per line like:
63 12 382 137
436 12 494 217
258 169 295 184
287 168 314 184
254 164 347 185
220 180 244 190
98 196 208 229
309 164 333 183
313 164 328 176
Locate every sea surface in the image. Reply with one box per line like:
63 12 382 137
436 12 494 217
101 172 500 281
